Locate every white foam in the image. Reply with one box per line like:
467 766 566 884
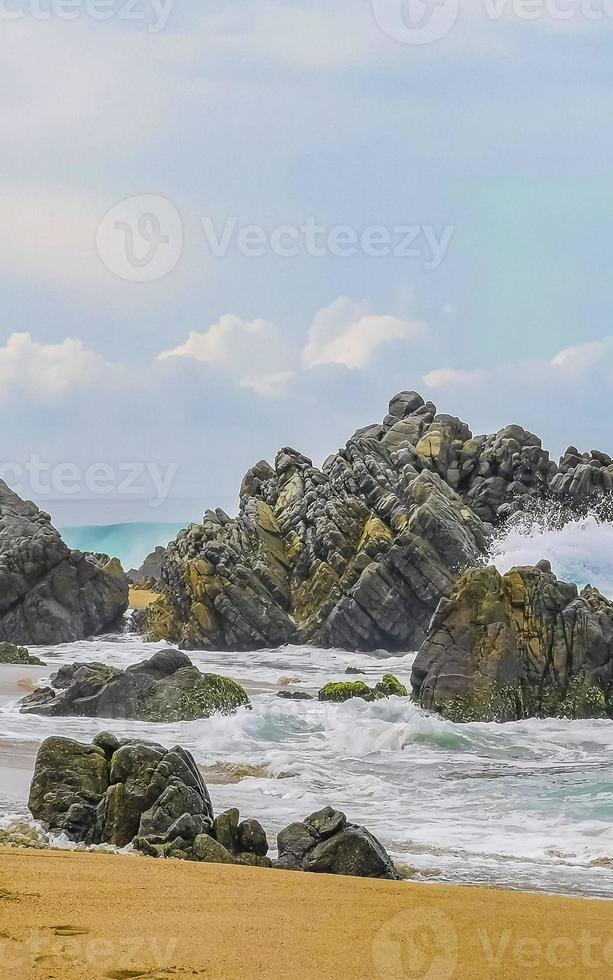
490 514 613 598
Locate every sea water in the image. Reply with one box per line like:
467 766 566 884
2 516 613 898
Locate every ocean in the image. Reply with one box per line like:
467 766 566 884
3 515 613 897
60 522 186 571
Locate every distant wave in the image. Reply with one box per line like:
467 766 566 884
60 522 186 569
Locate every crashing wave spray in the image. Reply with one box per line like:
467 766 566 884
489 501 613 599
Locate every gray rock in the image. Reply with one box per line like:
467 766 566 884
19 650 250 722
0 481 128 645
136 390 613 654
192 834 235 864
275 808 398 880
412 564 613 722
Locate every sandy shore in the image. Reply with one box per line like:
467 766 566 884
0 850 612 979
128 588 162 610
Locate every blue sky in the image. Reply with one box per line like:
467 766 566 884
2 0 613 526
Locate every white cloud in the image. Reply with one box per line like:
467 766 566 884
158 314 296 397
424 367 483 389
551 338 613 377
0 333 111 401
302 297 428 371
425 338 613 396
420 337 613 453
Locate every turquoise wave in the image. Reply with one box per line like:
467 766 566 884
60 522 186 570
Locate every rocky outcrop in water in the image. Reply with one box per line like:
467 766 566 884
0 481 128 644
29 737 397 878
0 642 44 666
137 391 613 654
20 649 249 721
318 674 407 703
411 562 613 722
141 393 490 652
275 806 399 879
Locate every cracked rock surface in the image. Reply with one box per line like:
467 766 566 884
138 390 613 653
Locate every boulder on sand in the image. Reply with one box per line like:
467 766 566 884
20 649 250 722
28 735 269 867
412 561 613 722
275 806 399 880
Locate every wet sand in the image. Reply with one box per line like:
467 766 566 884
0 849 612 979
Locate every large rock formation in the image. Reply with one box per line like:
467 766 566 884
137 391 613 653
411 562 613 722
20 649 249 721
0 481 128 644
29 737 398 878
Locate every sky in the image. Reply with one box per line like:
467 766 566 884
3 0 613 528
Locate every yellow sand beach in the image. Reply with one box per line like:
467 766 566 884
128 588 162 611
0 849 612 979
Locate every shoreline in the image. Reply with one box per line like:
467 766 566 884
1 849 612 978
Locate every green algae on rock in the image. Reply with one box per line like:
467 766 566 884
0 642 45 666
412 562 613 722
20 649 249 722
318 674 408 704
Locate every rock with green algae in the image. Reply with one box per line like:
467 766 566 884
0 642 45 666
318 674 408 704
19 648 249 722
27 735 270 868
412 561 613 722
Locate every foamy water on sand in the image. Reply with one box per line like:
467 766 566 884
2 515 613 898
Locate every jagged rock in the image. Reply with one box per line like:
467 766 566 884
412 564 613 722
275 806 399 880
137 391 613 653
318 674 407 703
0 481 128 644
0 642 44 666
29 737 110 842
28 736 269 866
19 649 249 722
277 690 313 701
127 546 166 585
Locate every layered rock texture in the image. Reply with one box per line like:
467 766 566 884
140 393 493 652
137 390 613 655
411 562 613 722
20 649 249 721
29 737 397 878
0 481 128 644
